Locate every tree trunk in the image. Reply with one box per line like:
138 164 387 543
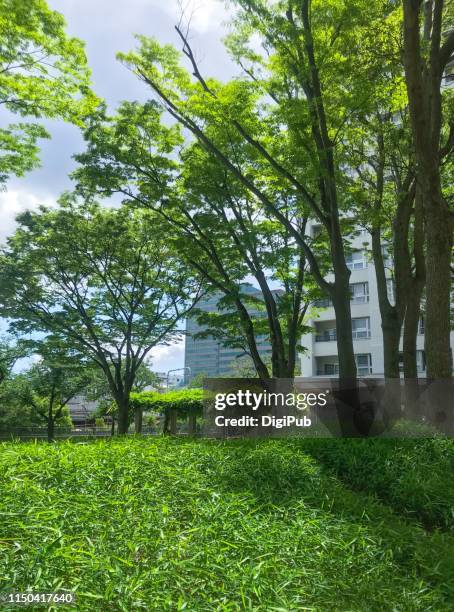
134 407 143 434
402 0 453 380
116 397 129 434
383 317 402 379
424 181 453 379
331 273 364 436
110 417 115 436
331 275 357 381
47 417 55 443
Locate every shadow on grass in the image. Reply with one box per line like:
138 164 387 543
191 437 454 596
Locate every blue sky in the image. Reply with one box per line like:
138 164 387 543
1 0 237 373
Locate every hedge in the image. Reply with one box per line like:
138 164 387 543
129 389 203 417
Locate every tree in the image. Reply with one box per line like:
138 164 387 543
0 0 97 185
187 371 208 388
19 355 89 442
112 1 402 395
73 87 325 380
0 200 202 434
346 107 426 380
401 0 454 379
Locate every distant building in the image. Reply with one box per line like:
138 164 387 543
154 372 185 389
67 395 99 426
184 286 272 381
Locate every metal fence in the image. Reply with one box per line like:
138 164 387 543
0 427 159 441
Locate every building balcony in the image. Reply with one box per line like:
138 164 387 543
315 330 337 342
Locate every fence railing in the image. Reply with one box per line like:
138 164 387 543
0 426 159 440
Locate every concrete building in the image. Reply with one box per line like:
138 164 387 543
300 222 454 377
67 395 99 426
184 286 272 381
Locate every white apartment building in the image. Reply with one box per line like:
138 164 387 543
300 222 454 377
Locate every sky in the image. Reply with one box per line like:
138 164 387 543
1 0 236 374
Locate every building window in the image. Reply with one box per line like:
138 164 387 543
346 250 367 270
311 224 322 238
356 354 372 376
324 362 339 375
315 327 337 342
352 317 371 339
351 282 369 303
314 296 332 308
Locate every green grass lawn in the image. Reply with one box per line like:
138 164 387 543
0 437 453 611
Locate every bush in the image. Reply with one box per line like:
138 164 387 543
130 389 203 418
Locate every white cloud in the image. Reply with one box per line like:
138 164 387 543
146 0 232 34
149 339 185 373
0 189 55 245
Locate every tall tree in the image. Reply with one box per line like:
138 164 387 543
402 0 454 379
0 200 202 433
114 1 401 391
74 101 320 380
0 0 97 185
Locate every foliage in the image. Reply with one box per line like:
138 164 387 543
0 339 92 435
0 336 26 384
0 371 73 431
0 437 452 609
187 372 207 389
129 389 203 417
0 0 98 184
0 200 202 433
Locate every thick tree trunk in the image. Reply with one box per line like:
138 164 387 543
424 181 453 379
383 317 402 379
331 272 364 436
116 397 129 434
47 417 55 443
402 0 453 380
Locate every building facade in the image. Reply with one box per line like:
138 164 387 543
184 287 272 381
300 222 454 377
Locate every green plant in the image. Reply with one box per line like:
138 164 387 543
0 437 452 610
129 389 203 418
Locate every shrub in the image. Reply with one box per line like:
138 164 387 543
129 389 203 418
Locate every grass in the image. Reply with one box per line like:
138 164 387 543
300 436 454 530
0 437 453 611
